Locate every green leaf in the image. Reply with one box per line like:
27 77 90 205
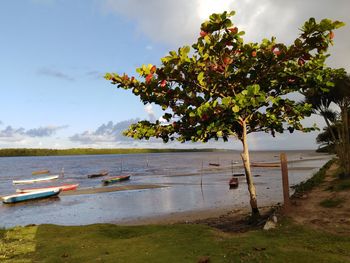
221 97 232 106
197 72 205 86
182 46 190 54
333 21 346 29
232 105 239 113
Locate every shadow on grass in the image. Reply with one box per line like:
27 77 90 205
319 198 345 208
326 178 350 192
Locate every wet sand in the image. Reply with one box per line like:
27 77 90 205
61 184 166 196
117 206 242 225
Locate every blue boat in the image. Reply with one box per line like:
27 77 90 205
102 175 130 185
1 188 61 204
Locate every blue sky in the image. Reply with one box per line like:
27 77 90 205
0 0 349 150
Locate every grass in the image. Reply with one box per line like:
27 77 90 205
319 198 345 208
1 221 350 262
327 178 350 192
291 158 335 195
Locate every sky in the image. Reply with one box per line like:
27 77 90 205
0 0 349 150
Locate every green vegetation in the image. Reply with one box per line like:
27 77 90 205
319 197 345 208
1 221 350 262
327 178 350 192
0 148 217 157
306 74 350 177
333 179 350 191
291 159 335 194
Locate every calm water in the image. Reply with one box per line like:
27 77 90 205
0 150 331 227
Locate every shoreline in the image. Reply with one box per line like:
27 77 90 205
109 204 276 231
116 206 240 225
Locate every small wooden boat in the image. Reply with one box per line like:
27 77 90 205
251 162 280 168
13 175 59 185
102 175 130 185
2 188 61 204
16 184 79 193
209 163 220 167
87 170 109 178
232 173 245 177
229 177 239 189
32 169 50 175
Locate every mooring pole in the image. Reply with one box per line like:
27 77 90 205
280 153 290 212
200 160 204 200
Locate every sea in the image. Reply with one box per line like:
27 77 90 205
0 150 332 227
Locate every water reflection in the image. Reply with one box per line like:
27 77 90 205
0 150 331 227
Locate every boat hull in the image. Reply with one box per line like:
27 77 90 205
32 169 50 175
2 189 61 204
229 178 239 189
87 171 108 178
251 162 280 168
102 175 130 185
13 175 59 185
16 184 79 193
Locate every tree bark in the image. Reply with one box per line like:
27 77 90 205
322 115 337 145
341 104 350 177
240 120 260 218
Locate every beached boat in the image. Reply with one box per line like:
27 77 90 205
229 177 239 189
209 163 220 167
232 173 245 177
2 188 61 204
16 184 79 193
32 169 50 175
87 170 109 178
251 162 280 168
102 175 130 185
12 175 59 185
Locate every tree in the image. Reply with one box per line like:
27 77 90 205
332 74 350 177
105 11 344 217
305 74 350 177
316 124 340 151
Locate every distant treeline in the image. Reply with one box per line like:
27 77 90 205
0 148 218 157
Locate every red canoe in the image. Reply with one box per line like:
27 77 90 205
16 184 79 193
229 178 239 189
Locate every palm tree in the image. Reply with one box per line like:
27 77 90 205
332 74 350 177
304 73 350 177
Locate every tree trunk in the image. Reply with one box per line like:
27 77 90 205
341 104 350 177
322 115 337 144
240 120 260 218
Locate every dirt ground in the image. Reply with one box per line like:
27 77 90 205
287 163 350 235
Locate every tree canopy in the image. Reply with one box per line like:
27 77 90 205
106 11 343 143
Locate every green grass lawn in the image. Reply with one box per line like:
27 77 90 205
1 221 350 263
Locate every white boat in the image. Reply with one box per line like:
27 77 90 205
2 188 61 204
12 175 59 185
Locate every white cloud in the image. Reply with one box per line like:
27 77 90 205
144 104 156 122
102 0 349 71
